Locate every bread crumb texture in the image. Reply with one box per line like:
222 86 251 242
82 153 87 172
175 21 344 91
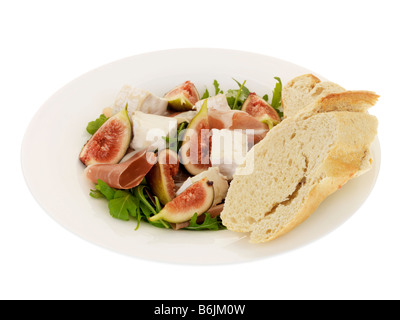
220 112 378 243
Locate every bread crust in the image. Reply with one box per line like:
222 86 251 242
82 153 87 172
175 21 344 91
222 111 378 243
250 141 374 243
222 74 379 243
281 74 321 114
318 91 379 113
284 74 321 88
282 74 347 118
297 91 379 119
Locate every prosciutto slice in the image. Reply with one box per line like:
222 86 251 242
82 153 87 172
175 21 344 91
208 109 269 143
85 149 157 189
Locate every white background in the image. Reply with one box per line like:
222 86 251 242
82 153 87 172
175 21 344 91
1 0 399 300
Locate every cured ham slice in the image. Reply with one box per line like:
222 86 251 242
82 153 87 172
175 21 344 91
208 109 269 143
85 149 157 189
170 221 190 230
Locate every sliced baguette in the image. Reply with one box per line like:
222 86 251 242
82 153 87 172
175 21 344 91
282 74 345 118
220 111 378 243
297 90 380 119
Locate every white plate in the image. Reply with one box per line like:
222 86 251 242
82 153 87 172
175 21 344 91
21 48 380 265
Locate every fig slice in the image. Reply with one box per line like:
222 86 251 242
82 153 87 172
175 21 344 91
179 100 212 175
242 93 281 129
146 149 180 205
164 81 200 111
176 167 228 206
149 178 214 224
80 106 131 166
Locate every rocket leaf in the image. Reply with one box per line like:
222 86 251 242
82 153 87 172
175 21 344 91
201 88 210 99
271 77 283 111
213 80 223 95
184 213 226 231
86 114 109 135
108 190 139 221
226 79 249 110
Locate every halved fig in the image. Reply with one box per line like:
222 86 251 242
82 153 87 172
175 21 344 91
80 107 131 166
149 178 214 224
146 149 180 205
179 100 212 175
164 81 200 111
242 93 281 129
176 167 228 206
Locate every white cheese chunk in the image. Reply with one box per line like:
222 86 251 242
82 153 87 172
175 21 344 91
113 85 168 119
176 178 193 195
210 129 249 180
130 111 177 151
173 111 197 125
176 167 228 206
194 94 231 112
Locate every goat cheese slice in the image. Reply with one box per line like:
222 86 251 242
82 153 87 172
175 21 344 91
210 129 249 180
130 111 177 151
113 85 168 120
194 94 231 112
173 111 198 125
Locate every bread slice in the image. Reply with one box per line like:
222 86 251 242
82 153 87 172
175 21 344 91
220 111 378 243
282 74 345 118
297 90 380 119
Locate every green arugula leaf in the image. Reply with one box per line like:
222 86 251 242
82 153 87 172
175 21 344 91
177 122 188 149
133 186 157 215
95 179 116 200
164 121 188 153
89 180 170 229
225 92 236 109
274 107 284 119
184 213 226 231
261 77 284 119
86 114 108 135
133 186 171 229
232 78 250 96
89 189 105 199
201 88 210 99
154 196 162 213
108 190 139 221
271 77 282 109
139 202 169 229
213 80 223 95
135 206 142 230
226 79 249 110
232 80 247 110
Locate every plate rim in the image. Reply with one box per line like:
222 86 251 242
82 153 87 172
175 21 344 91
20 48 381 265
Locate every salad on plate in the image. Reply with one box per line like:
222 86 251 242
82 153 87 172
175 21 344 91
79 78 283 231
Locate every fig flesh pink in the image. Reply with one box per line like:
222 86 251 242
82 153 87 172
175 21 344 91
146 149 180 205
164 81 200 111
179 100 212 175
80 107 131 166
149 178 214 224
242 93 281 129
